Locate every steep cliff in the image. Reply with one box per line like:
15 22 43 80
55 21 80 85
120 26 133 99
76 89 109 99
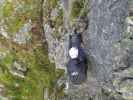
43 0 133 100
0 0 132 100
0 0 64 100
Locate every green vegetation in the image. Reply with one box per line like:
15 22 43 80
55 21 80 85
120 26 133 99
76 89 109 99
44 0 64 39
52 8 63 39
69 0 86 20
2 1 14 17
1 1 23 33
0 43 64 100
48 0 59 9
0 0 65 99
4 17 24 34
0 0 41 34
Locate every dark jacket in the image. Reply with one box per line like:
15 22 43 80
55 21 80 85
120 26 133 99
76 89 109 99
67 32 87 84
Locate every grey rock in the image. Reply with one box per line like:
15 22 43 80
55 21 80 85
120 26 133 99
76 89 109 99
0 52 6 60
13 21 32 44
84 0 128 83
83 0 131 100
43 0 133 99
10 61 28 78
13 61 27 72
0 96 8 100
44 24 69 69
43 88 50 100
126 48 133 67
0 28 9 39
0 0 5 5
129 0 133 14
51 8 59 19
119 79 133 100
0 84 4 95
0 84 8 100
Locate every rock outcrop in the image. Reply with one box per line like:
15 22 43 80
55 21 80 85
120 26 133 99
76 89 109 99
0 0 132 100
43 0 133 100
9 61 28 78
0 0 64 99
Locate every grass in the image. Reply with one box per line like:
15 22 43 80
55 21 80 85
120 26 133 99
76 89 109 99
0 42 64 100
43 0 63 39
52 8 63 39
0 0 65 99
69 0 86 21
1 0 41 34
2 1 14 17
48 0 59 9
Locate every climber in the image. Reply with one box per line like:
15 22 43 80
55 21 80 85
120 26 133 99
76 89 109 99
67 30 87 84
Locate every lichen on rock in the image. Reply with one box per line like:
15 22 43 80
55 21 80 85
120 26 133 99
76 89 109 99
0 0 65 99
0 0 132 99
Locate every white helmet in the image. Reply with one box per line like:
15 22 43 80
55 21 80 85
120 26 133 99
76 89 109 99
69 47 78 59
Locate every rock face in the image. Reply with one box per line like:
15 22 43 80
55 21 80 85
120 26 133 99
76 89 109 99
9 61 28 78
84 0 128 82
44 23 69 69
13 21 32 44
83 0 133 100
43 0 133 100
43 0 89 70
0 0 65 99
0 0 132 99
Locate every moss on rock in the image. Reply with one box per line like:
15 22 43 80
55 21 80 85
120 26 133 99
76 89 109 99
0 0 65 99
2 1 14 17
0 40 64 100
69 0 86 21
52 8 63 39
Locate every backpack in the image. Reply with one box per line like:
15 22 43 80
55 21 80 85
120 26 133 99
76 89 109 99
67 32 87 84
